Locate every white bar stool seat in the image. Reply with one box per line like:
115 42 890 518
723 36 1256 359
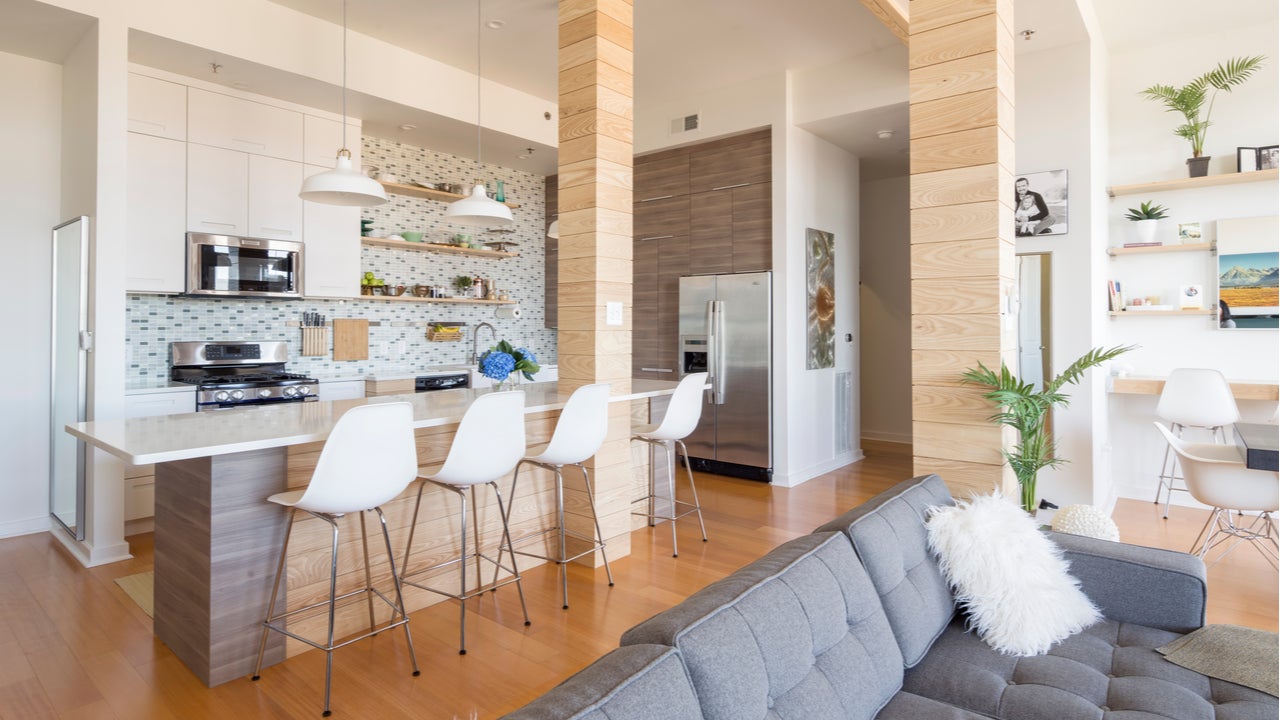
400 391 531 655
1154 368 1241 518
252 402 421 717
631 372 710 557
498 383 615 610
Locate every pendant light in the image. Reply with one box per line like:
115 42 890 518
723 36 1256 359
299 0 388 207
444 0 514 227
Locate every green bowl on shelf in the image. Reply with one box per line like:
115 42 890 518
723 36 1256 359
402 231 423 243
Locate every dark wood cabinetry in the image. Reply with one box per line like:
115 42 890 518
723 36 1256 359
634 147 690 201
688 130 771 194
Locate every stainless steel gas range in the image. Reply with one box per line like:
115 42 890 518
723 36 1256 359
171 341 319 411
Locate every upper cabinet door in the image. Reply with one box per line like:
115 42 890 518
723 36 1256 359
248 155 304 241
303 115 362 168
688 129 771 194
302 163 360 299
188 88 304 162
126 132 186 292
187 144 248 236
128 74 187 141
634 195 690 241
634 148 690 202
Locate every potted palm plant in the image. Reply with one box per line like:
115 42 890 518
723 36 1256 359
1139 55 1266 177
1124 200 1169 245
961 346 1133 514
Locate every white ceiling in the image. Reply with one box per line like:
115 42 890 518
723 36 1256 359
1093 0 1277 50
0 0 94 64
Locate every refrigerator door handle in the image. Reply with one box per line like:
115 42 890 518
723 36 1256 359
713 300 727 405
705 300 717 403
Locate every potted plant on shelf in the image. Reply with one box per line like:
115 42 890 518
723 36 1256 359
1124 200 1169 245
478 341 540 390
961 345 1133 514
1139 55 1266 178
452 275 474 298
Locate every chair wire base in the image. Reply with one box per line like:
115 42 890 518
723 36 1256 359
1192 508 1279 569
630 436 708 558
1154 423 1227 519
252 507 420 717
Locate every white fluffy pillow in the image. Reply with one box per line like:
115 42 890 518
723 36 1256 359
927 492 1102 656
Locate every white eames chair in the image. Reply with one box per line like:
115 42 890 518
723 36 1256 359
400 391 531 654
1154 422 1278 569
631 372 710 558
252 402 421 717
495 383 615 610
1153 368 1241 518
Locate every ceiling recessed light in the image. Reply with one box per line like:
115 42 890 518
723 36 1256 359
399 124 417 131
876 130 894 140
1021 29 1036 40
486 19 505 29
518 147 535 160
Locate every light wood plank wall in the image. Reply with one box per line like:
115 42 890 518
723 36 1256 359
909 0 1018 497
557 0 635 561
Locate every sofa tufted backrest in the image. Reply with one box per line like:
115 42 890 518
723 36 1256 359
814 474 957 668
620 532 903 720
499 644 705 720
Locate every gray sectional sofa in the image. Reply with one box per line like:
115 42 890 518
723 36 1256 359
500 475 1277 720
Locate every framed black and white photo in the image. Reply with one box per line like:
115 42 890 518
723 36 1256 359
1237 146 1259 172
1013 170 1067 237
1260 145 1279 171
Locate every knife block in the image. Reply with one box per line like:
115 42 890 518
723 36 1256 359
300 326 328 356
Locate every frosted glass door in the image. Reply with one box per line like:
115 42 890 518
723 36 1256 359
50 217 88 540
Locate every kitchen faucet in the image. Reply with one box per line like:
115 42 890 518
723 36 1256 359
470 321 497 364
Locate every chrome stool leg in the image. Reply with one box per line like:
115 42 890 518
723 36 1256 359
253 508 296 681
577 463 615 590
490 480 531 626
374 507 420 678
675 440 708 543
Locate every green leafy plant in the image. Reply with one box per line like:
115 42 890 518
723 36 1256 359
453 275 474 291
1139 55 1266 157
961 346 1134 514
1123 201 1169 221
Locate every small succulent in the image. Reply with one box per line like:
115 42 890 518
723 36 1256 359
1124 201 1169 221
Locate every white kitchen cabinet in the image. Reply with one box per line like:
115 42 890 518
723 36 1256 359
304 115 362 168
127 132 187 293
303 164 361 298
123 389 196 522
128 73 187 141
248 155 304 241
187 87 303 162
187 143 248 236
320 380 366 401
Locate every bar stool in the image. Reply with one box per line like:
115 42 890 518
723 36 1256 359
252 402 421 718
400 391 531 655
497 383 615 610
1154 368 1240 518
631 372 710 557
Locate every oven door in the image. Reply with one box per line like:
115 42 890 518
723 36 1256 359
186 233 304 298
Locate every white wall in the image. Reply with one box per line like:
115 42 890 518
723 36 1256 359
0 51 63 538
1105 23 1279 505
858 174 910 444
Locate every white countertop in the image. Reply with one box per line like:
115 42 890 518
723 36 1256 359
71 380 677 466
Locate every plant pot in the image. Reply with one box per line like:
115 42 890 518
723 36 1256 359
1132 218 1159 244
1186 156 1210 178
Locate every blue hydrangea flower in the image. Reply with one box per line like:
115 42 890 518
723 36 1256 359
480 350 516 381
516 348 537 364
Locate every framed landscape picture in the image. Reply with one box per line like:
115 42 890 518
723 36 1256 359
1217 216 1279 330
1014 171 1068 237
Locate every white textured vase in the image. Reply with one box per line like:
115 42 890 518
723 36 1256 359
1132 219 1159 244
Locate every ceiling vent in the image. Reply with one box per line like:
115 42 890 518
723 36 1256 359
670 113 700 135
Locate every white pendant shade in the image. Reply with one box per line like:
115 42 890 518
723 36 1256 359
546 219 560 239
299 152 388 207
444 183 514 227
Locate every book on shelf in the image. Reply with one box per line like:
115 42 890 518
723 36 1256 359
1107 280 1122 311
1122 242 1164 248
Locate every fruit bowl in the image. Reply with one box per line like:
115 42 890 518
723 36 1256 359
380 285 406 297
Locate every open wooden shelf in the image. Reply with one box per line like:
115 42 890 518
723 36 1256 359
1107 168 1277 197
1107 309 1214 318
357 293 515 306
361 236 518 259
1107 242 1214 257
377 180 521 208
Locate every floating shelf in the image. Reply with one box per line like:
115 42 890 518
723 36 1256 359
1107 168 1277 197
377 180 521 208
1107 309 1215 318
361 236 518 259
360 295 516 306
1107 242 1215 257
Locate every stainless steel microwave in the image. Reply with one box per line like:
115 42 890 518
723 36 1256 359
186 233 304 299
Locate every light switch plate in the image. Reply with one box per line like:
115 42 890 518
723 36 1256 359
606 301 623 326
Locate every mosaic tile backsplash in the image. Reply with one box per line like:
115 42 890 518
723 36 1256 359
125 136 554 386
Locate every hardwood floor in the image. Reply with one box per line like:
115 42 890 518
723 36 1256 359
1 440 1274 719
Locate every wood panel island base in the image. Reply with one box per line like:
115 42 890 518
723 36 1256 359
68 380 680 687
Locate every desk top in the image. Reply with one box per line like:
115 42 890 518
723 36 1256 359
69 380 679 466
1110 375 1279 402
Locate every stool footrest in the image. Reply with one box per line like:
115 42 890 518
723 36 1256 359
401 551 524 602
261 587 409 653
631 495 702 523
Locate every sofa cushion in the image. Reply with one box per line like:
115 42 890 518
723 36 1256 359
815 474 956 667
877 691 995 719
903 618 1278 720
499 644 704 720
621 532 903 720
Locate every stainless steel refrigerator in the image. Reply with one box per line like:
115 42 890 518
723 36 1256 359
678 272 772 481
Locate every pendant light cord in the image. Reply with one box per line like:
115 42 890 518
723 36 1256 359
341 0 348 151
475 0 483 183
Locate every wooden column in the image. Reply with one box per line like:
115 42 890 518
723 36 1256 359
908 0 1018 497
557 0 634 560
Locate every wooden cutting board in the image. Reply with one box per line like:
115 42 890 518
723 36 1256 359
332 319 369 361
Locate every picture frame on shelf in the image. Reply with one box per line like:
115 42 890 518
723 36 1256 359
1179 284 1203 309
1177 222 1202 244
1260 145 1279 171
1237 147 1259 172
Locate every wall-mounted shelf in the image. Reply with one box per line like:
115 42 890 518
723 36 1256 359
1107 309 1214 318
361 236 519 259
367 295 515 306
1107 168 1277 197
1107 242 1215 257
377 180 521 208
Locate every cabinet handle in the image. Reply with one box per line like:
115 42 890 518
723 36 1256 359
200 221 237 228
639 235 675 241
129 119 165 131
711 182 751 191
231 137 267 149
637 195 675 203
640 368 674 373
258 227 294 236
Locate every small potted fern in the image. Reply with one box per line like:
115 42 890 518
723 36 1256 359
1124 201 1169 245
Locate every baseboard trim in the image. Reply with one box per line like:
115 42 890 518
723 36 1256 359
772 450 865 488
1116 482 1211 511
125 518 154 537
861 430 913 445
0 515 52 540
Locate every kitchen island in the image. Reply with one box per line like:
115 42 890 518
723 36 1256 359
67 380 679 687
